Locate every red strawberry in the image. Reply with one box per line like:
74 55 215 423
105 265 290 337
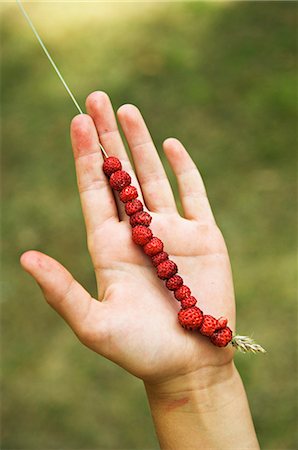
174 285 191 301
156 260 178 280
181 296 197 309
119 185 138 203
200 315 218 336
210 327 233 347
130 211 152 227
144 237 164 256
151 252 168 267
215 317 228 330
178 307 203 331
103 156 122 177
125 199 144 216
132 226 153 246
110 170 131 191
166 275 183 291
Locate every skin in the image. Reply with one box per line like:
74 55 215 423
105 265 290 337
20 91 260 449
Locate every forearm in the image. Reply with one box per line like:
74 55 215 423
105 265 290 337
145 362 259 450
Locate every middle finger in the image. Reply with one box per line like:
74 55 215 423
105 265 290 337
86 91 145 219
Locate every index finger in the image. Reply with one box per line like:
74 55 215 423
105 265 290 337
71 114 119 234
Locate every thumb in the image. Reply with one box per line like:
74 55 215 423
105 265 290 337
20 250 96 340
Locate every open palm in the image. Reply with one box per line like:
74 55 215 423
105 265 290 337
21 91 235 385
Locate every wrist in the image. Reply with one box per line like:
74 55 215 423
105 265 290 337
144 360 237 415
144 362 259 450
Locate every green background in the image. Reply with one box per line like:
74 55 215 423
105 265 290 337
1 1 297 449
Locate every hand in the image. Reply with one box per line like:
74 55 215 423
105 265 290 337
21 91 260 449
21 91 235 385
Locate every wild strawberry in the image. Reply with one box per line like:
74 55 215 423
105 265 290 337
99 159 267 352
125 199 144 216
130 211 152 227
144 237 164 256
200 315 218 336
174 285 191 301
156 260 178 280
119 185 138 203
103 156 122 177
210 327 233 347
132 225 153 246
215 317 228 330
181 296 197 309
178 307 203 331
166 275 183 291
110 170 131 191
151 252 169 267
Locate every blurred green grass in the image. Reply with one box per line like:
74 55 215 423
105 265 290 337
1 2 297 449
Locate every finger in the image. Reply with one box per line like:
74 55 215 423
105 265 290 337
20 251 101 343
71 114 119 234
86 91 144 219
117 104 178 214
163 138 215 222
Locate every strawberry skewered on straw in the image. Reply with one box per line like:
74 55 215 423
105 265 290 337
103 155 266 353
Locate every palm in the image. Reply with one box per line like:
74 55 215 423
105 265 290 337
88 212 235 383
21 92 235 385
